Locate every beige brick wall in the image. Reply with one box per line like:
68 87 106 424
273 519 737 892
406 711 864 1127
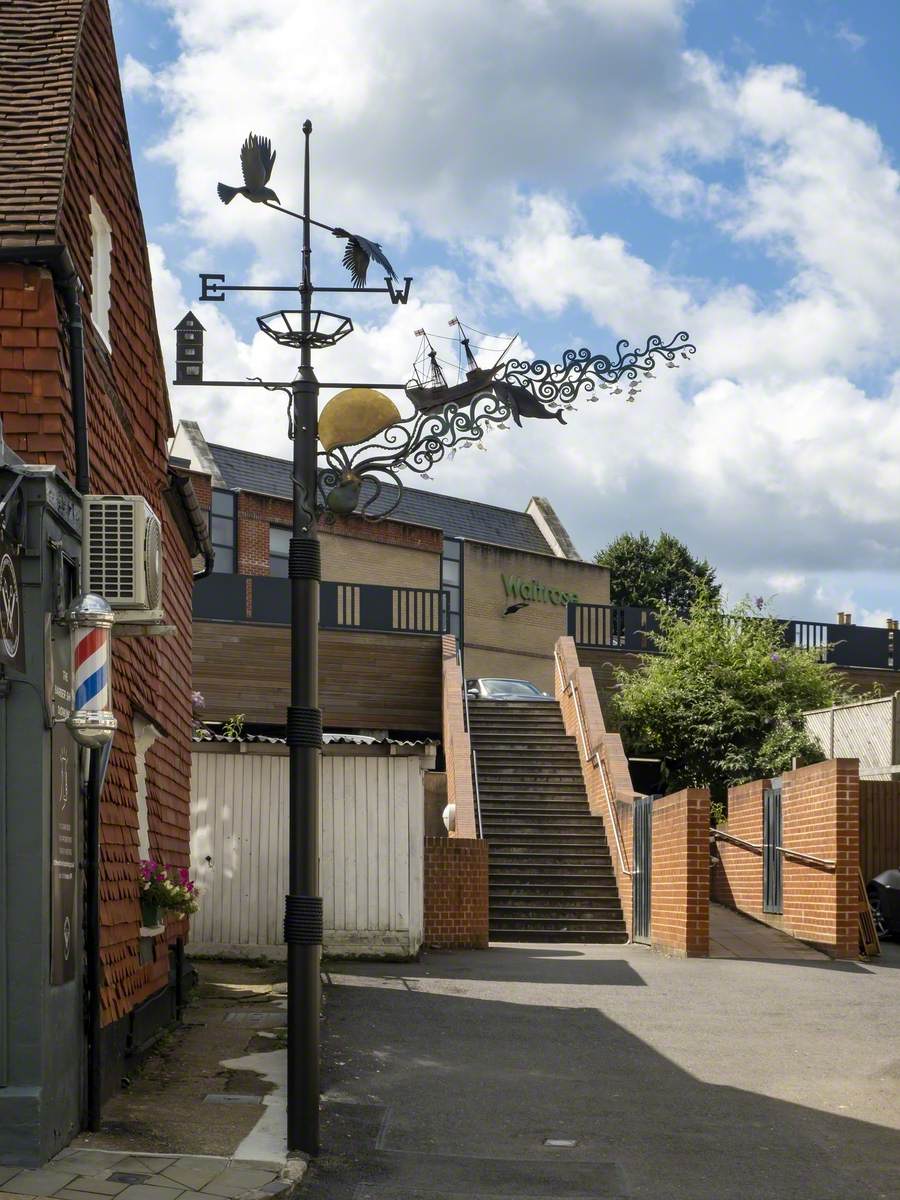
322 532 440 589
463 543 609 691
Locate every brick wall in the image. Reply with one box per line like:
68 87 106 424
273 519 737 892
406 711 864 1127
231 488 442 585
463 542 609 693
715 761 859 958
441 635 477 839
555 637 710 955
555 636 636 938
0 0 193 1026
711 779 765 914
423 836 489 949
650 790 709 957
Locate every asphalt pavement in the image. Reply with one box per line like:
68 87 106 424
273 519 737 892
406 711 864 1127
300 940 900 1199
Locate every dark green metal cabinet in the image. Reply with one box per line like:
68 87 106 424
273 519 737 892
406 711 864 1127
0 464 84 1165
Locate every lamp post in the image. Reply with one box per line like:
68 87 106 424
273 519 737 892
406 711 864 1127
174 120 694 1156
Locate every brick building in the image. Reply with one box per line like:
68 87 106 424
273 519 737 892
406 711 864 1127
172 419 610 730
0 0 208 1157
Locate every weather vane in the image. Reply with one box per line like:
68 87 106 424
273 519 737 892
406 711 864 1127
172 122 695 1159
175 127 695 522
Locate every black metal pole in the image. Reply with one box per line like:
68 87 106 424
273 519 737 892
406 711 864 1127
85 748 102 1130
285 118 322 1157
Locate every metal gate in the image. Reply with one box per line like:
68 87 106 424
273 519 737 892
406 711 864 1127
632 794 653 943
763 779 783 914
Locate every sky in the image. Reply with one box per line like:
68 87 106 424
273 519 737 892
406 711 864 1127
112 0 900 624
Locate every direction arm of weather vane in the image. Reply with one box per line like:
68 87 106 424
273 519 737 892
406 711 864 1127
497 331 696 403
316 330 695 520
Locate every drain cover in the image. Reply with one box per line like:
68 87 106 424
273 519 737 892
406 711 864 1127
544 1139 578 1148
203 1093 264 1105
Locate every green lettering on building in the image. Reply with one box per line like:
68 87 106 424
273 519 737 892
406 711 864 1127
501 574 578 606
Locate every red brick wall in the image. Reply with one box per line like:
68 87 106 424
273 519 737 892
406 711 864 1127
650 790 709 957
715 762 859 958
423 836 489 949
442 635 477 839
555 637 635 937
712 779 765 914
0 1 193 1025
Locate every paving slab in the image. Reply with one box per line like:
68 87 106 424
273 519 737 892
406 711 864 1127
57 1179 125 1196
2 1169 78 1196
157 1164 224 1191
114 1186 183 1200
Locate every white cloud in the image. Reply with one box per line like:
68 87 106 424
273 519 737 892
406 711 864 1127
138 1 900 623
121 54 156 97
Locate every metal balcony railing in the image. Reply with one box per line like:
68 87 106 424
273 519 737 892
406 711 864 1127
567 603 900 672
193 574 449 636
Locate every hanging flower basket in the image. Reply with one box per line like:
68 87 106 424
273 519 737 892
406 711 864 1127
139 860 201 927
140 898 164 930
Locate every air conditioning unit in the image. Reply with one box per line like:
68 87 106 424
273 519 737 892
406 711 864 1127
82 496 164 622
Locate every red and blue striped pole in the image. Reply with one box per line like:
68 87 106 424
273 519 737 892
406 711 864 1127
67 594 117 748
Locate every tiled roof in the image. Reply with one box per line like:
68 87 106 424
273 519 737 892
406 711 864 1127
208 442 556 555
0 0 86 247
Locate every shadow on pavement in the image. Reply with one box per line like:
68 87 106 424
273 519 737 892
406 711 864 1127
303 949 900 1199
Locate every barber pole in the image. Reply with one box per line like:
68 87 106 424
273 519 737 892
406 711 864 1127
67 594 117 748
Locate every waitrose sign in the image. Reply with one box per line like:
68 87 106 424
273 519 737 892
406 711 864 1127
502 574 579 606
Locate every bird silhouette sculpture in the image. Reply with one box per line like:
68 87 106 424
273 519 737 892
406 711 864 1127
332 227 399 288
217 134 279 206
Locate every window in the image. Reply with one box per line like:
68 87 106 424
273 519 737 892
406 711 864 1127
270 526 290 577
210 489 236 573
133 715 161 863
89 197 112 349
441 538 463 638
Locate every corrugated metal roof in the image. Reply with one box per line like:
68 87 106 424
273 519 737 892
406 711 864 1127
207 442 554 556
194 730 436 748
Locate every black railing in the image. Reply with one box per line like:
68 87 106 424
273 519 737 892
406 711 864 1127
568 603 900 672
194 574 449 635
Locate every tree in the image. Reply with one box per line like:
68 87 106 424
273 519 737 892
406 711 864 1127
613 596 853 810
595 531 720 610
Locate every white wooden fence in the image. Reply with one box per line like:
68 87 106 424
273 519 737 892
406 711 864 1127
805 694 900 780
189 745 429 959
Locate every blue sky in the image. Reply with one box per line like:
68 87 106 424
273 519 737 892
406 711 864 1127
113 1 900 624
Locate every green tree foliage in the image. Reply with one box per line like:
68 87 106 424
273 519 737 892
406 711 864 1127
595 531 720 610
613 597 853 807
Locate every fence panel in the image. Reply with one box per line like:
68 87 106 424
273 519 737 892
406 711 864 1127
859 780 900 881
190 748 425 958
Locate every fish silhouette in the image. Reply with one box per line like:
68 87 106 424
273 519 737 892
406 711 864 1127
493 379 566 427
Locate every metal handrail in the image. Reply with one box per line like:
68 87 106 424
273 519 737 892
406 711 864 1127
471 749 484 840
457 639 483 839
596 749 632 877
555 649 632 877
711 828 835 872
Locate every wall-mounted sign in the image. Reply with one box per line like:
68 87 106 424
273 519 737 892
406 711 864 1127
502 574 579 607
0 539 24 670
51 723 79 985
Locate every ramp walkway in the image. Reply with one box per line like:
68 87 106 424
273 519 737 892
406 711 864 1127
709 902 828 960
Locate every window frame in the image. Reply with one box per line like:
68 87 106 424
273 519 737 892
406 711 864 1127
89 196 112 351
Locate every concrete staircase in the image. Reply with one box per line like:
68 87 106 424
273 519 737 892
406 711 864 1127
468 699 626 943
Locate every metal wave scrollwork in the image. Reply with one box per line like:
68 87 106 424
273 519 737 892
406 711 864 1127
317 331 695 520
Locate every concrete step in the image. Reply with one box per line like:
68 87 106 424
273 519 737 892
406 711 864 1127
490 898 623 914
489 929 629 944
490 915 626 932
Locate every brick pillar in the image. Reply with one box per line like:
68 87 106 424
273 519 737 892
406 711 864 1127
423 836 489 949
